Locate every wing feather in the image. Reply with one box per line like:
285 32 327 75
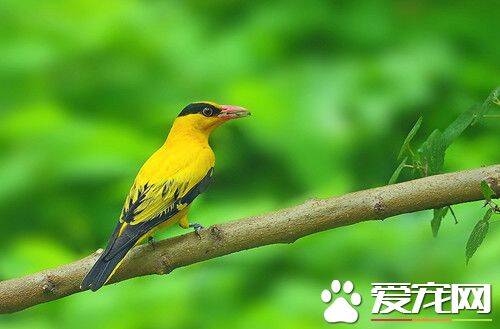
101 168 214 261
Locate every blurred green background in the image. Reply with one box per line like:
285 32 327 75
0 0 499 328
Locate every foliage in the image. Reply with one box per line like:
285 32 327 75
465 180 500 264
388 156 407 185
466 210 491 265
431 207 449 238
393 88 499 181
397 117 422 161
390 89 499 263
481 180 496 203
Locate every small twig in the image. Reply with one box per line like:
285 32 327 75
448 206 459 224
484 200 500 213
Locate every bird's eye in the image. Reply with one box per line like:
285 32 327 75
202 107 213 117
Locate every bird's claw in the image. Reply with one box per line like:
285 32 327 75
189 223 204 237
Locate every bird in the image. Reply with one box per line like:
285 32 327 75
81 101 251 291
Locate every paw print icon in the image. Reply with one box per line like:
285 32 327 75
321 280 362 324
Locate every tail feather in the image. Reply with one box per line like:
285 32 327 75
81 238 138 291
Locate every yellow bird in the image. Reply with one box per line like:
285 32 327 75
81 102 250 291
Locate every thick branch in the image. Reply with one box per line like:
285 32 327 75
0 165 498 313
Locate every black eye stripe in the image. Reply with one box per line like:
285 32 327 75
178 103 221 117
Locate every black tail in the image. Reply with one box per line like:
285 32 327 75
81 224 141 292
80 247 130 291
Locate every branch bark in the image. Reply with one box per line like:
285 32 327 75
0 165 498 314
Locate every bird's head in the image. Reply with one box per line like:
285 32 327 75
175 101 251 133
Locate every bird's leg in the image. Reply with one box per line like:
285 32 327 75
179 215 189 229
148 236 156 250
179 215 203 237
189 223 204 237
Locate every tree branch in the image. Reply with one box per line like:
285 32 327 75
0 165 498 314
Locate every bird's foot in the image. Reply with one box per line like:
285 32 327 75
189 223 204 237
148 236 156 250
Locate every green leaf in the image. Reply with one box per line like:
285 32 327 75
398 117 423 160
388 157 408 184
480 180 495 202
442 107 476 148
418 129 446 176
483 208 493 222
471 87 500 126
465 219 490 265
441 88 500 146
431 207 449 237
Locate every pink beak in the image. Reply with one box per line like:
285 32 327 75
217 105 251 120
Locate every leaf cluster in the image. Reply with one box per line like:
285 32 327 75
389 88 499 263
